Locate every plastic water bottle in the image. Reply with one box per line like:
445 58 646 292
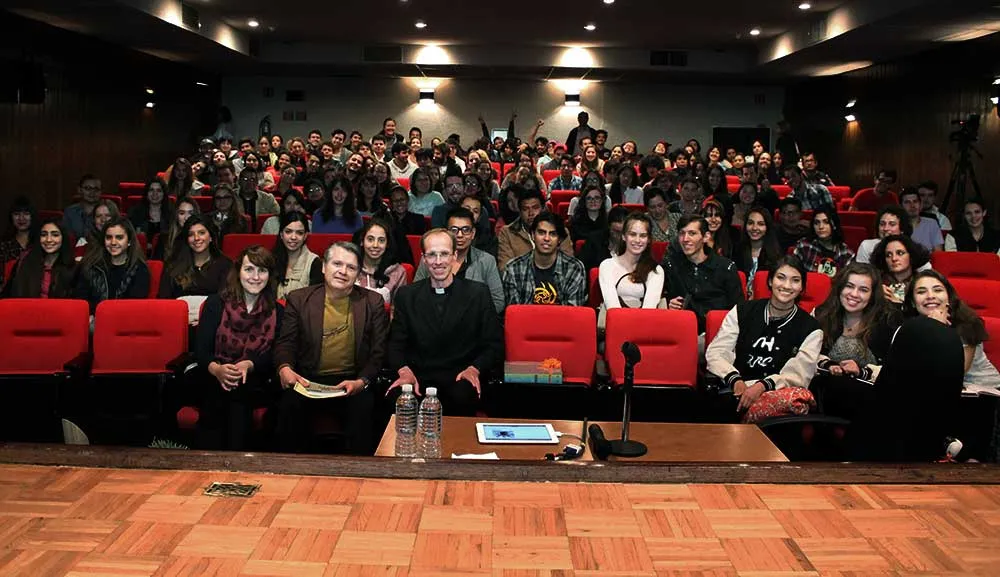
394 384 418 458
417 387 442 459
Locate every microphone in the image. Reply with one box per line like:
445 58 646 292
621 341 641 365
588 424 611 461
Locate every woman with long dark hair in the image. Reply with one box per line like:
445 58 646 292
355 174 384 216
75 217 150 312
733 206 782 299
261 189 308 236
312 176 363 234
128 178 174 238
352 218 407 304
155 198 200 261
194 245 283 450
793 207 854 277
0 196 37 275
952 197 1000 253
165 157 196 198
702 198 736 259
569 185 609 243
607 164 643 205
158 215 232 299
598 212 665 311
272 212 322 300
207 183 247 239
2 218 77 298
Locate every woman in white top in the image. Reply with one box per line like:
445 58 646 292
272 212 322 300
856 205 912 264
353 217 407 304
599 212 665 309
606 164 644 206
261 189 309 236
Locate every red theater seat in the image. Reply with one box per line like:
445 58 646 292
543 170 560 183
588 268 601 308
396 177 409 190
221 234 270 260
828 186 851 201
550 190 577 208
983 317 1000 369
505 305 597 385
407 235 423 267
306 234 353 257
146 260 163 298
652 242 667 263
190 196 213 212
725 175 740 185
401 263 415 284
92 300 188 374
931 252 1000 281
753 271 831 313
705 309 729 347
123 195 143 213
772 185 792 199
605 309 699 387
0 299 89 375
99 194 123 210
837 211 877 238
118 182 145 196
257 214 276 232
842 225 867 253
951 279 1000 319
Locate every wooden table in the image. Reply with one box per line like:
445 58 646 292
376 416 788 462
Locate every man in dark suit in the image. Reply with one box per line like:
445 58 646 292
386 228 504 416
273 241 389 454
387 185 427 265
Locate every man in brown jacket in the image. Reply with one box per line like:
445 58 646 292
496 186 573 272
273 241 389 454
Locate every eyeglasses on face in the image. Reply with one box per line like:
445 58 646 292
448 226 473 236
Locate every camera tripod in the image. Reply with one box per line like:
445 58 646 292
942 140 982 217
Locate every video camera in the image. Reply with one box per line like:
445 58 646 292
949 113 980 146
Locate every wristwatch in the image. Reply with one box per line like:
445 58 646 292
360 376 371 390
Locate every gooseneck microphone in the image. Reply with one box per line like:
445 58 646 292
611 341 648 458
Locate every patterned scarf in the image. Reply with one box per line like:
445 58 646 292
214 297 277 364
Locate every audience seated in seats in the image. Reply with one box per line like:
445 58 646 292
853 314 964 462
776 197 809 251
2 218 77 299
311 176 363 234
430 165 469 228
385 185 427 266
261 189 309 236
661 214 744 333
416 208 504 313
164 157 200 198
756 151 779 184
207 183 247 239
273 242 388 454
354 175 383 217
460 195 498 257
705 256 823 423
0 196 36 284
871 234 930 307
644 188 680 244
275 166 299 199
952 198 1000 254
742 165 781 214
407 167 445 218
729 182 760 229
258 135 279 168
473 157 501 201
76 198 119 252
272 212 323 301
127 178 174 239
578 206 628 272
194 246 283 450
669 177 703 216
387 229 504 416
353 217 408 304
703 198 737 259
577 144 604 176
569 185 608 243
212 160 237 190
388 142 417 182
236 163 280 220
856 205 912 264
793 207 855 278
298 179 325 215
724 152 745 176
852 168 899 212
239 152 277 195
295 153 324 187
733 206 782 299
158 215 233 299
602 164 640 206
62 174 102 240
813 263 902 423
703 164 732 212
801 152 833 186
497 187 573 272
503 212 586 306
154 198 199 261
74 218 149 313
497 186 520 230
917 180 951 232
784 165 833 211
638 151 666 186
598 212 665 319
900 186 943 252
905 270 1000 389
548 156 583 192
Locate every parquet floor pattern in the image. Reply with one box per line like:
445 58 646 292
1 464 1000 576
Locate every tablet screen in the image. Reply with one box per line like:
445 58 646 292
480 424 555 442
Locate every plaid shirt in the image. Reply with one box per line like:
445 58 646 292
790 182 834 211
502 250 587 306
793 238 854 278
548 175 583 192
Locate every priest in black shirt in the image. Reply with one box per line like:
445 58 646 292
386 228 504 415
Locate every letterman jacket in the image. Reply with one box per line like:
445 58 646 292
706 299 823 391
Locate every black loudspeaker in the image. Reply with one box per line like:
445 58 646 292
0 62 45 104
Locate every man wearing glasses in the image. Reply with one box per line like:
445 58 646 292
430 166 467 227
851 168 899 212
386 228 504 416
502 212 586 306
63 174 102 239
415 208 504 314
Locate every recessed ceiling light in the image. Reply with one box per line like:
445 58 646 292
603 0 615 4
584 23 597 31
993 78 1000 85
992 96 999 105
844 114 857 122
415 20 427 29
247 18 259 28
846 99 857 108
798 2 811 9
749 28 761 36
195 82 208 87
145 88 154 95
145 102 155 109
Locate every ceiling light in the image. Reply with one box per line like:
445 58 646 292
247 18 259 28
992 97 999 105
195 81 207 87
584 23 596 31
415 20 427 29
844 114 857 122
565 94 581 107
749 28 761 36
846 99 857 108
419 89 435 104
603 0 615 4
993 78 1000 85
798 2 811 9
145 102 155 109
145 88 154 95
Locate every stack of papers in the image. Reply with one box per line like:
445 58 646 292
293 381 347 399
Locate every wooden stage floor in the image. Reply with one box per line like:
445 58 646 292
2 464 1000 575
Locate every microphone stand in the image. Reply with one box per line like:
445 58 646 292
610 347 647 457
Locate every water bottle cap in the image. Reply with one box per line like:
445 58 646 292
426 387 437 396
401 384 413 393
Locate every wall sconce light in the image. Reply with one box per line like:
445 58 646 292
845 99 856 108
145 102 156 109
419 89 435 104
844 114 857 122
564 93 581 107
991 96 999 105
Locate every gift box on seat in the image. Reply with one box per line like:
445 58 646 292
504 360 563 384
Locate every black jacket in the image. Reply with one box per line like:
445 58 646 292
577 230 614 272
662 247 744 332
75 260 150 313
